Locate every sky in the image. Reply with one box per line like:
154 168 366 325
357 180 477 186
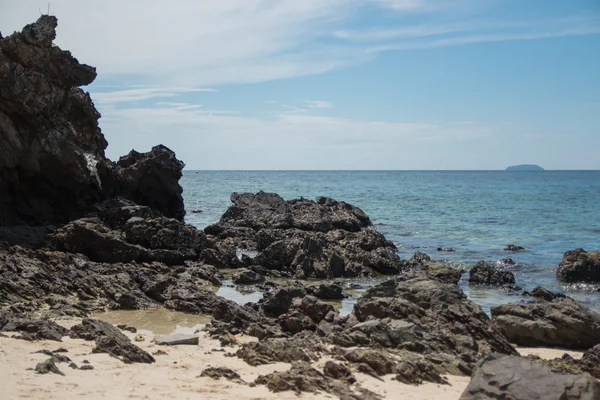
1 0 599 170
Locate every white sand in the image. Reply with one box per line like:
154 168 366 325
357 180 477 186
0 320 468 400
1 316 582 400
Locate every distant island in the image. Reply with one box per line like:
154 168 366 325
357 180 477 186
505 164 544 171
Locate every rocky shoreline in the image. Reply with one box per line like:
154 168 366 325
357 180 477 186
1 16 600 400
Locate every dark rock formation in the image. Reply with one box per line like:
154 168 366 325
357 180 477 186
491 297 600 350
35 358 65 376
557 248 600 283
504 244 526 251
468 261 515 286
536 344 600 380
204 191 403 277
0 310 67 341
200 367 244 382
460 353 600 400
0 243 223 315
254 361 381 399
0 16 184 228
406 252 462 284
347 277 517 359
311 283 344 300
232 268 265 284
70 319 155 363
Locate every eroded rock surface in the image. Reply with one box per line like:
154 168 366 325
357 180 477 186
491 297 600 350
460 353 600 400
204 191 404 277
557 248 600 283
0 16 184 228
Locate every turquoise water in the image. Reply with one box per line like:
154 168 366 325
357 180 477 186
181 171 600 312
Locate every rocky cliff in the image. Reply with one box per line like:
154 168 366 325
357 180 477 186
0 15 184 227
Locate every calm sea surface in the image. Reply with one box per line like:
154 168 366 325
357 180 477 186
181 171 600 312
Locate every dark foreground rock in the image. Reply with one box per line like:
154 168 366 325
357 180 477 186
468 261 515 286
0 310 67 341
204 191 404 277
35 358 65 376
0 16 185 227
491 297 600 350
69 319 154 363
200 367 244 382
557 248 600 283
460 353 600 400
536 344 600 380
254 361 381 399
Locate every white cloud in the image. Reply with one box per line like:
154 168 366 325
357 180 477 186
2 1 597 86
305 100 333 109
92 87 216 104
97 101 502 169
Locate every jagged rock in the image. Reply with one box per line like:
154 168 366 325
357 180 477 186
254 361 381 399
312 283 344 300
200 366 243 382
0 310 67 341
557 248 600 283
49 216 207 265
504 244 526 252
468 261 515 286
524 286 568 302
261 284 307 317
0 243 224 314
236 337 325 366
491 298 600 350
323 361 356 383
70 319 155 363
437 247 455 252
35 358 65 376
232 268 265 284
352 277 516 359
204 191 403 278
406 252 461 284
459 353 600 400
0 16 185 227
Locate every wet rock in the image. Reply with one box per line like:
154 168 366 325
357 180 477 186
437 247 455 252
468 261 515 286
524 286 568 302
500 257 516 265
406 252 461 284
491 298 600 350
232 268 265 284
557 248 600 283
155 333 199 346
504 244 526 252
262 284 307 317
200 366 243 382
459 353 600 400
35 358 65 376
70 319 155 363
312 283 344 300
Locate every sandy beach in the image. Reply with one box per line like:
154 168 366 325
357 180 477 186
0 316 583 400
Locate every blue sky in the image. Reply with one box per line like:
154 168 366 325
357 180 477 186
2 0 599 169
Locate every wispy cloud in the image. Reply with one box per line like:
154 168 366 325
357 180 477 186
93 87 216 104
305 100 333 109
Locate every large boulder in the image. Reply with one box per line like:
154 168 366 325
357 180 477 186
557 248 600 283
460 353 600 400
491 297 600 350
0 16 184 227
468 261 515 286
204 191 403 278
348 277 517 360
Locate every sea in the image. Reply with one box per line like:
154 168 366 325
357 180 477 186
181 170 600 314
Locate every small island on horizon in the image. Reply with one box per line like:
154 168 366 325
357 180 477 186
505 164 545 171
